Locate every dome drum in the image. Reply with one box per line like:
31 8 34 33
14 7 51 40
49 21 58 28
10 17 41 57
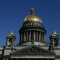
19 27 46 34
23 21 43 27
19 21 46 33
19 29 46 44
19 27 46 33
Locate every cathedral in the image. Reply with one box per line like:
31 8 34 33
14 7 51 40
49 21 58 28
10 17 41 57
0 8 60 60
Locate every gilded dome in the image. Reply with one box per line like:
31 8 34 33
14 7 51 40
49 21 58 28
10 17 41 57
24 8 42 23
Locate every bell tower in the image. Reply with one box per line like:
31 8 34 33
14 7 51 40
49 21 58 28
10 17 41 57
6 30 16 47
49 30 59 47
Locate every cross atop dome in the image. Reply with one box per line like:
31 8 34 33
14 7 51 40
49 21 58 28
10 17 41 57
30 8 35 15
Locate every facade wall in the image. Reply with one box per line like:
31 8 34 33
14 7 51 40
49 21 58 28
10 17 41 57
55 58 60 60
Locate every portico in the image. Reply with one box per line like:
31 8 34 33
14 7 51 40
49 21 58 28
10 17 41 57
10 45 55 60
10 58 55 60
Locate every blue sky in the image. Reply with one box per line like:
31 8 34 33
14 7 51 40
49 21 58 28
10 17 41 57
0 0 60 46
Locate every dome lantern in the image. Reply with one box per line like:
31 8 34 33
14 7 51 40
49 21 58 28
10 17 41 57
30 8 35 15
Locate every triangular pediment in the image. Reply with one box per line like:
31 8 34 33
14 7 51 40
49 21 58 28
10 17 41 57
10 45 55 55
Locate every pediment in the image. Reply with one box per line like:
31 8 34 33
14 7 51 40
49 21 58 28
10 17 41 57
10 45 55 55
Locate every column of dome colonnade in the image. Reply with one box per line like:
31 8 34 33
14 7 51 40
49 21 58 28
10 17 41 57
20 31 46 42
19 8 46 45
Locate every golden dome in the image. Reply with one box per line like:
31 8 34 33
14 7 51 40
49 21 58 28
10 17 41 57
24 8 42 23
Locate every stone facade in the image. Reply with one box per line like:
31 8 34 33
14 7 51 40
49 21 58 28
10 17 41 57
0 8 60 60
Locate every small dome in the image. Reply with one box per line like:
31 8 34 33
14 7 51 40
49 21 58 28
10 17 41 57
51 30 58 36
7 30 15 36
24 8 42 23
